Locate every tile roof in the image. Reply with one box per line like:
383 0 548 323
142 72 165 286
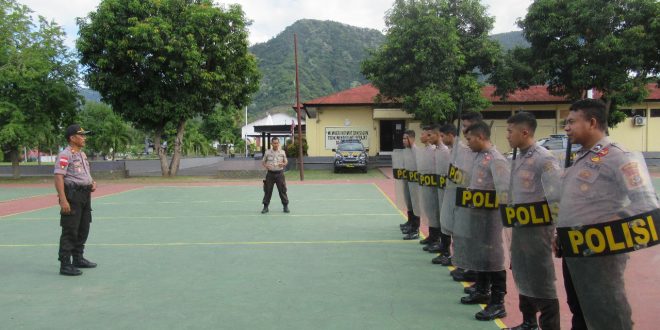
303 83 660 106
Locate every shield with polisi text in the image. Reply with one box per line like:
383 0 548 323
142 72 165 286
557 150 660 329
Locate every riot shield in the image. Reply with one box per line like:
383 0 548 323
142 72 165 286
557 151 660 329
418 147 439 232
392 149 407 212
403 147 421 216
452 149 510 272
433 145 450 229
504 147 560 300
439 142 472 236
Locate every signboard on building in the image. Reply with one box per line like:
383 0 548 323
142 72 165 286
325 127 369 149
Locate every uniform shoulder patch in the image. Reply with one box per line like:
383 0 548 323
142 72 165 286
58 156 69 169
620 161 644 190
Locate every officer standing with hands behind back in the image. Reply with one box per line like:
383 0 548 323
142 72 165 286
55 124 97 276
261 137 289 214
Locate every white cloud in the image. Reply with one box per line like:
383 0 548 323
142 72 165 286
17 0 531 49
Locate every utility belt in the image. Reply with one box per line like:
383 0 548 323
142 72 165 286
499 200 553 228
455 187 499 210
557 208 660 257
64 183 93 193
268 170 283 174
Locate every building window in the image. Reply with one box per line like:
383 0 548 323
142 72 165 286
651 109 660 117
529 110 556 119
620 109 646 117
481 111 512 120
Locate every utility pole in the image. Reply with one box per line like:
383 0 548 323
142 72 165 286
294 33 304 181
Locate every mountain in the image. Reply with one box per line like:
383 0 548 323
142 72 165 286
248 19 385 118
489 30 529 51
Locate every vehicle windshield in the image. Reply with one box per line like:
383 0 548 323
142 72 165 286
338 143 364 151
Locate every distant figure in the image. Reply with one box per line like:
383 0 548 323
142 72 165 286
54 124 97 276
261 137 289 214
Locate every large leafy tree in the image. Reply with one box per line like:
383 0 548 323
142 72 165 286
362 0 500 124
77 0 260 176
0 0 80 177
79 101 134 160
517 0 659 127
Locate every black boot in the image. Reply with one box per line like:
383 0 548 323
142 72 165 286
464 283 476 294
283 205 290 213
261 205 269 214
431 253 451 265
419 227 439 245
504 319 538 330
60 256 82 276
424 242 443 253
403 214 420 240
460 286 490 305
402 228 419 240
476 284 507 321
452 269 477 282
400 222 412 234
73 255 97 268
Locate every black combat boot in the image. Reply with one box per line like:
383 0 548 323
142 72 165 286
283 205 290 213
460 280 490 305
452 269 477 282
476 289 507 320
464 283 476 294
403 213 420 240
73 255 97 268
424 242 442 252
60 256 82 276
431 253 451 265
261 205 269 214
504 318 538 330
419 227 439 245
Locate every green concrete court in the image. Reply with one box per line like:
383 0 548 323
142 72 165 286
0 183 501 330
0 186 53 202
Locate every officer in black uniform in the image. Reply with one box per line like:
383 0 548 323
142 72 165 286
54 124 97 276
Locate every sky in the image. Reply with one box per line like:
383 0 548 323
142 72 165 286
19 0 533 49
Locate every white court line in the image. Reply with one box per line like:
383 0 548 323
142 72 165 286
0 239 409 248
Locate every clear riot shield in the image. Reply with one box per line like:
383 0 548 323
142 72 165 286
457 156 510 272
392 149 408 212
415 148 429 230
557 152 660 329
418 147 439 231
432 146 450 229
439 142 472 236
403 148 421 216
504 149 560 300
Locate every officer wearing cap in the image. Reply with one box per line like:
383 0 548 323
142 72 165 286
54 124 97 276
261 137 289 214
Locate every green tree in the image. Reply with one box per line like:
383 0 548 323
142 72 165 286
361 0 500 124
0 0 80 177
517 0 659 127
79 101 134 160
179 119 214 156
77 0 260 176
200 105 242 146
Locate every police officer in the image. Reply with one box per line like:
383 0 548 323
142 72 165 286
428 123 458 264
401 130 421 239
55 124 97 276
447 112 483 282
504 112 560 330
456 121 509 321
261 137 289 214
556 99 659 330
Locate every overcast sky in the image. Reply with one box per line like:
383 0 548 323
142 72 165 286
19 0 533 49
